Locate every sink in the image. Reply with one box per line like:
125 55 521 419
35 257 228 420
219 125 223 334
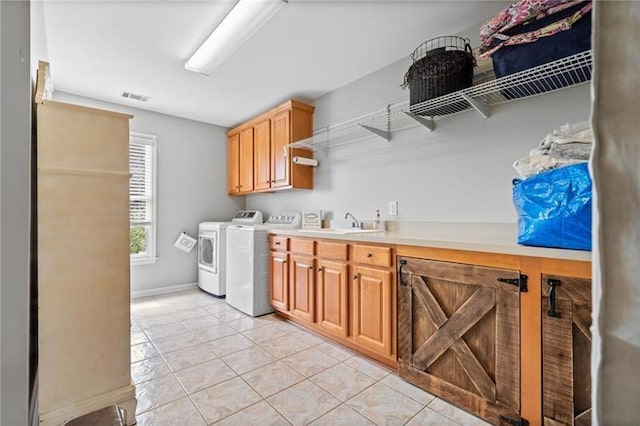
297 228 385 235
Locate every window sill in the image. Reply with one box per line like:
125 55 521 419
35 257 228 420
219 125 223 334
131 257 158 266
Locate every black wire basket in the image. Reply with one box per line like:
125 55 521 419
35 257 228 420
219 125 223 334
402 36 476 116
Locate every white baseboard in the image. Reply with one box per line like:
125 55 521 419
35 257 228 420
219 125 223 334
39 383 137 426
131 282 199 299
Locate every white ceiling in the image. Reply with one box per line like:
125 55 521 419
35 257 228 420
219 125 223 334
42 1 507 128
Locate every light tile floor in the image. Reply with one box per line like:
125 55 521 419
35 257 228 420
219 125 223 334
131 290 491 426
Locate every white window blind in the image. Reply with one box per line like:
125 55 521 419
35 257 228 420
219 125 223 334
129 132 157 264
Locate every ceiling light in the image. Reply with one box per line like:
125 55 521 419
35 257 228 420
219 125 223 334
185 0 288 75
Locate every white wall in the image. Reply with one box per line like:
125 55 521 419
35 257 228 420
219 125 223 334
53 92 244 294
30 0 49 81
246 54 592 224
1 1 31 424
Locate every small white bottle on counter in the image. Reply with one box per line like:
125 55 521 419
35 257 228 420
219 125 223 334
373 209 383 230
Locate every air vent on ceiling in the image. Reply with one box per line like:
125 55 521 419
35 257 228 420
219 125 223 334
120 91 151 102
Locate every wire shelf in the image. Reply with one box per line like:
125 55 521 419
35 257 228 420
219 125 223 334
287 50 593 156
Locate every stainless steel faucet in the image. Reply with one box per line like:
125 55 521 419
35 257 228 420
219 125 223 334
344 212 362 229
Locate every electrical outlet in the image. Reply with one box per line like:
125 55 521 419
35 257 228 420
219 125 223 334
388 201 398 216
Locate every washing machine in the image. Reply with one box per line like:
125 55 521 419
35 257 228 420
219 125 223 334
198 210 263 297
225 212 302 316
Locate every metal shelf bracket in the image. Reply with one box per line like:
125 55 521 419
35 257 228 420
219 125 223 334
403 111 435 131
359 124 391 141
359 104 392 142
460 94 490 118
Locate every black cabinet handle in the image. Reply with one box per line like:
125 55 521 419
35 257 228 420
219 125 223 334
547 279 561 318
367 253 373 258
318 267 323 272
398 259 407 286
353 274 358 280
275 241 280 245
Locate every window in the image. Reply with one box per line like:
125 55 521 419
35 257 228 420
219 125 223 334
129 132 157 265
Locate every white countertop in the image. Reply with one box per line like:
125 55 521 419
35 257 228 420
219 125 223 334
269 222 592 262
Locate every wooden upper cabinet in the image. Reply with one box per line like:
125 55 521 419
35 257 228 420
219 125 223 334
226 100 314 195
253 119 271 191
271 110 290 188
227 133 240 194
238 127 254 193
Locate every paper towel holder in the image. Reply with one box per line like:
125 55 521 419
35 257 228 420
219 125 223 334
292 156 319 167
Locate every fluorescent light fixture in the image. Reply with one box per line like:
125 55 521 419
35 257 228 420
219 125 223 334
185 0 288 75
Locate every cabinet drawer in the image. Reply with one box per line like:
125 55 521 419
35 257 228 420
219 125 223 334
289 238 315 255
317 241 348 261
269 235 288 251
353 245 391 268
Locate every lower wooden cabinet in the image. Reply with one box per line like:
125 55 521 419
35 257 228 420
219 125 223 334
352 265 393 357
268 236 396 365
316 259 349 338
269 251 289 311
398 257 522 425
542 274 592 426
289 254 315 322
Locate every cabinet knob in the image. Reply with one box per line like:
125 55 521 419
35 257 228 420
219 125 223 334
308 266 313 270
353 274 358 280
318 267 323 272
367 253 373 258
275 241 281 245
283 260 287 264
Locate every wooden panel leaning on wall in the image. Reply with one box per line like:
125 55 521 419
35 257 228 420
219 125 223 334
35 61 137 426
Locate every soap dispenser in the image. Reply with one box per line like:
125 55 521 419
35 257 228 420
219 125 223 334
373 209 382 230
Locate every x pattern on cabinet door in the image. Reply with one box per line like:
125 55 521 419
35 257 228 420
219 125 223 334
398 257 521 424
410 276 497 401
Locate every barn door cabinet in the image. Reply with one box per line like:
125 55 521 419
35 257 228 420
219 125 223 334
396 245 592 426
227 100 315 195
398 257 522 425
542 274 592 426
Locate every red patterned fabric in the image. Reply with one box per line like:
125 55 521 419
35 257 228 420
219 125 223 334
480 2 592 58
479 0 585 52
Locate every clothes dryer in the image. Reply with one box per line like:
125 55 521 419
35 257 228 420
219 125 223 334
198 210 263 296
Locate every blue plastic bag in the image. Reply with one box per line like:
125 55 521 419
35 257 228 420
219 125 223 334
513 162 592 251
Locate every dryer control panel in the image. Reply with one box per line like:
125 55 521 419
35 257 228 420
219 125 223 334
231 210 263 224
264 212 302 229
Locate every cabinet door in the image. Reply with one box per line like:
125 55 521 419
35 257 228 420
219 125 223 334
270 251 289 312
316 259 348 338
270 110 290 188
239 127 254 193
352 265 393 356
289 254 315 323
253 119 271 191
227 133 240 194
397 257 521 425
542 275 592 426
